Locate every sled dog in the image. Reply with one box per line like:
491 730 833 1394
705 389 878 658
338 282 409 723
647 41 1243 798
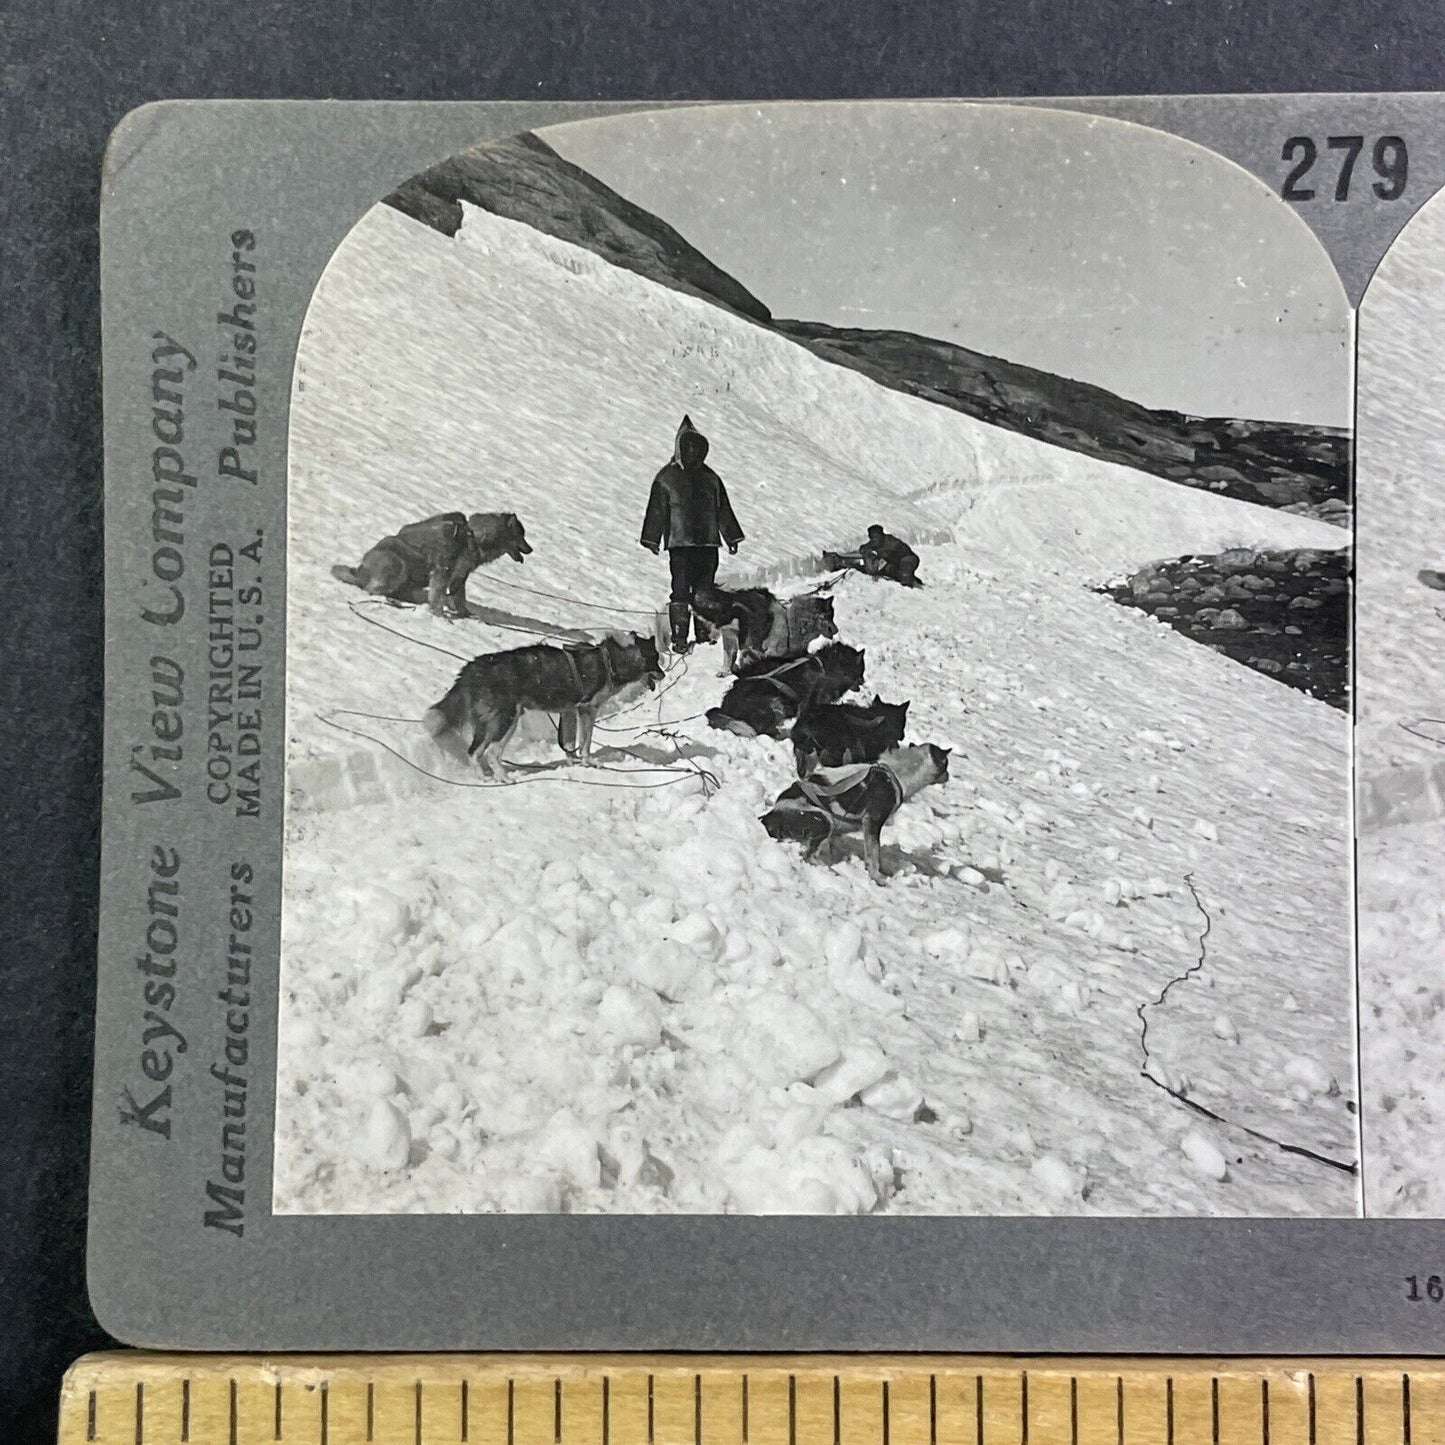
691 585 838 674
760 743 951 883
424 632 663 779
332 510 533 616
791 695 909 775
705 643 865 738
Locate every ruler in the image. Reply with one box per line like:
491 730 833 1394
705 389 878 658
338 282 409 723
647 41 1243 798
58 1355 1441 1445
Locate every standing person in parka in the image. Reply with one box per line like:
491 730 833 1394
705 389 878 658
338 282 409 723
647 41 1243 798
640 415 745 653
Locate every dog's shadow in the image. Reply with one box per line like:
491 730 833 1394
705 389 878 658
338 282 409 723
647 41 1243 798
461 599 593 643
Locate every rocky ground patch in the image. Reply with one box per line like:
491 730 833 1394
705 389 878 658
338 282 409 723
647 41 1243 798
1102 547 1349 709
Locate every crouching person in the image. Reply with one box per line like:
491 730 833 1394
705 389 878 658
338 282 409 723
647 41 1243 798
332 511 532 617
825 526 921 587
860 525 921 586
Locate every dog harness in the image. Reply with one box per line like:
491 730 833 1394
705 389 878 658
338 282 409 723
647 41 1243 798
792 760 905 834
747 653 821 706
560 639 617 698
553 641 622 754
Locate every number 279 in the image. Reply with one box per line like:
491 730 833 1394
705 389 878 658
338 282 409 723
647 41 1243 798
1282 135 1408 202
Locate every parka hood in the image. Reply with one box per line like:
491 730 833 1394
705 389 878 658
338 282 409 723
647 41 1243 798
673 414 710 468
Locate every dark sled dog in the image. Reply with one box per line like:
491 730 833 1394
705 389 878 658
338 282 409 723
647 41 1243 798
332 511 533 616
705 643 865 739
690 585 838 674
791 695 909 775
760 743 951 884
424 633 663 779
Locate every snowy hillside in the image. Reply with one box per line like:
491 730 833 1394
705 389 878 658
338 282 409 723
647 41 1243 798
388 131 1351 517
277 200 1355 1217
1356 198 1445 1215
1357 210 1445 783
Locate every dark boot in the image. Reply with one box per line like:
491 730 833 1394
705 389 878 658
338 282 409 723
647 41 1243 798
668 602 693 655
693 612 717 646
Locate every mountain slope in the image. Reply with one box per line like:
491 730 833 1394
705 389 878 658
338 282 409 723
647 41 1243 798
386 131 772 324
276 200 1355 1217
386 133 1349 517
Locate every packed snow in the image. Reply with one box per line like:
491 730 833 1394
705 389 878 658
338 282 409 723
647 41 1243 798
1356 195 1445 1214
275 199 1357 1217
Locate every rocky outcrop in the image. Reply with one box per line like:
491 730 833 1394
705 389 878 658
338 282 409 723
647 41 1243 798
387 132 1350 521
385 132 773 324
1103 548 1349 709
773 324 1350 519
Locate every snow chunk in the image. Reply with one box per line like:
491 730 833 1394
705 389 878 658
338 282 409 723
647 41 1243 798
749 996 841 1084
810 1041 892 1104
723 1134 893 1214
663 911 725 962
358 1100 411 1172
397 997 434 1039
825 923 866 967
627 942 714 1001
859 1071 925 1120
346 1058 399 1099
923 924 971 957
537 1108 602 1190
597 984 663 1048
1283 1056 1336 1096
1180 1130 1230 1182
1030 1154 1086 1200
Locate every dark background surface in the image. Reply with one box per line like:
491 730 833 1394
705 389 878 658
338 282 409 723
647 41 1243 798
2 2 1443 1438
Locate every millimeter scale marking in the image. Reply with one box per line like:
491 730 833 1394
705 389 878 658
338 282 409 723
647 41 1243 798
58 1356 1445 1445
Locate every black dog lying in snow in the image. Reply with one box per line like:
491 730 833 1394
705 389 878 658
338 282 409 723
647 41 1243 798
705 643 866 738
791 696 909 775
760 743 951 883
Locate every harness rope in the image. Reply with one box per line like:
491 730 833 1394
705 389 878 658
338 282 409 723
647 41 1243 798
317 708 712 793
469 569 657 618
741 652 824 705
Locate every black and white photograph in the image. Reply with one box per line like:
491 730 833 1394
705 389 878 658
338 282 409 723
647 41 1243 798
273 103 1357 1218
1356 183 1445 1217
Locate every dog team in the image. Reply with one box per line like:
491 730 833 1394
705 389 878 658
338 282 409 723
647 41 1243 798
330 415 945 881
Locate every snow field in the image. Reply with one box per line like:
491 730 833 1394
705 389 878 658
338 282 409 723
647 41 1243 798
277 196 1356 1216
1358 207 1445 778
277 548 1355 1216
1358 820 1445 1214
1354 195 1445 1212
